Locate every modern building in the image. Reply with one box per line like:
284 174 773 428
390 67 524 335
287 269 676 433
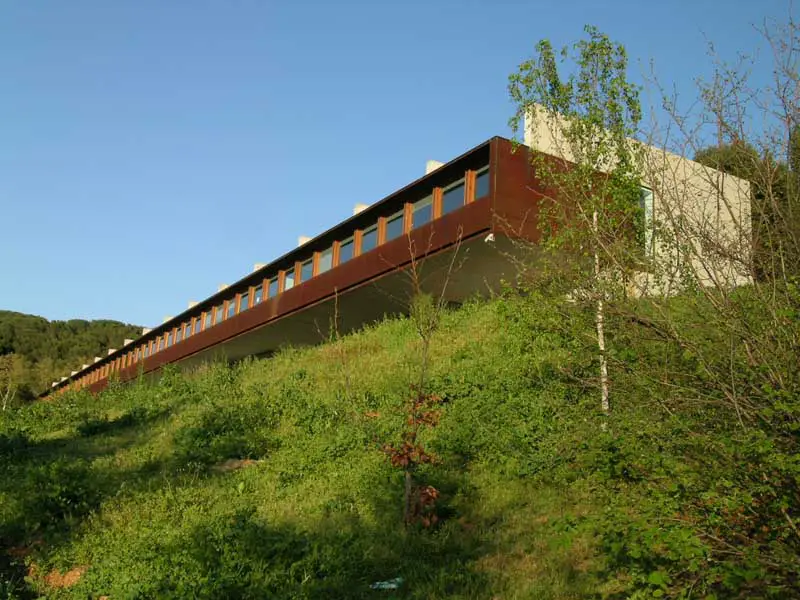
49 114 751 396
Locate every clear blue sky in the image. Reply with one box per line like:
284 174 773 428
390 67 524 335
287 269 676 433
0 0 791 326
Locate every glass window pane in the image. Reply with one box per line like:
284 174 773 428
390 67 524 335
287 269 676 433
361 226 378 253
185 322 192 338
157 338 164 352
215 305 224 324
227 299 236 318
339 239 354 264
195 318 202 334
386 211 404 241
475 168 489 199
639 187 654 254
284 271 295 290
318 248 333 273
442 182 465 215
300 259 314 282
268 277 279 297
412 196 433 228
204 312 212 329
240 292 249 311
175 328 183 343
254 286 263 304
167 332 173 347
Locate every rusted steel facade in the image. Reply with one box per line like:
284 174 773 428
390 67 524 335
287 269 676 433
50 137 543 396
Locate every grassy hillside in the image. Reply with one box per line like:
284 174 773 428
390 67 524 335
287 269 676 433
0 291 797 599
0 311 142 399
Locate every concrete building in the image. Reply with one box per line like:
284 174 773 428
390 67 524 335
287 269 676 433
50 130 750 396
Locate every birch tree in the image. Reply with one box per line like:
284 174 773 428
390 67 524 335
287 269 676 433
508 26 645 416
0 353 24 411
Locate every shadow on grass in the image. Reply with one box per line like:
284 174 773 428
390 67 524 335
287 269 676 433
71 506 490 599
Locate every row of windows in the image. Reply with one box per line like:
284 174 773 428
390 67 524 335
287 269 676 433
60 166 490 393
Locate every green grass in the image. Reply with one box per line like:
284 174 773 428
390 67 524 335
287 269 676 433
1 291 797 598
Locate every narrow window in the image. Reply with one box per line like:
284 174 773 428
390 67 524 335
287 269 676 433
167 332 174 347
144 345 149 358
318 247 333 274
300 258 314 283
227 298 237 319
639 187 654 255
175 328 183 343
253 285 263 305
268 277 279 297
442 181 465 215
339 237 354 264
475 167 490 199
204 312 212 330
385 210 405 241
284 270 295 290
361 225 378 254
240 291 249 311
197 316 204 334
157 337 164 352
185 322 192 339
412 196 433 228
215 305 224 324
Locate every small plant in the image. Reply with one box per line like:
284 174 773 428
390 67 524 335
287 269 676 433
382 384 445 527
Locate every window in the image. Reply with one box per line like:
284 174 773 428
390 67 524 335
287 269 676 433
185 322 192 339
157 337 164 352
268 277 279 298
339 237 354 264
204 312 212 330
227 298 237 319
299 258 313 283
385 210 404 241
253 285 263 305
196 317 203 334
144 344 150 358
361 225 378 253
639 187 654 255
215 305 224 324
412 196 433 228
167 332 173 347
135 348 141 361
176 328 183 343
318 247 333 274
240 291 249 311
442 181 465 215
475 167 489 199
285 270 295 290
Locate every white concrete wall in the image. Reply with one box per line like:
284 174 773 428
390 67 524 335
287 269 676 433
523 105 752 294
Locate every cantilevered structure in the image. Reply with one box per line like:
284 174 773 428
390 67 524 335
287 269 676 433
50 122 751 396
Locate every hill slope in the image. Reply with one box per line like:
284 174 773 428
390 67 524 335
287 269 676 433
0 292 797 598
0 310 141 398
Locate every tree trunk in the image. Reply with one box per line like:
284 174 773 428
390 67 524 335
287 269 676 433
593 210 610 416
403 470 412 525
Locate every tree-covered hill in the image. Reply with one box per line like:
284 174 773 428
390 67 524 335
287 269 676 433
0 310 142 400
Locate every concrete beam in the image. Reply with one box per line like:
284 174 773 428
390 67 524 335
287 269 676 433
298 236 311 246
425 160 444 175
353 204 369 215
124 338 133 346
253 263 266 272
107 349 116 355
142 327 151 335
188 301 198 309
162 316 173 324
217 284 228 292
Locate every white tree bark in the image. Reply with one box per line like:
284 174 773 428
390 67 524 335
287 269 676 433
593 210 610 415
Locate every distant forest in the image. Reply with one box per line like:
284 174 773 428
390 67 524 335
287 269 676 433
0 310 142 400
